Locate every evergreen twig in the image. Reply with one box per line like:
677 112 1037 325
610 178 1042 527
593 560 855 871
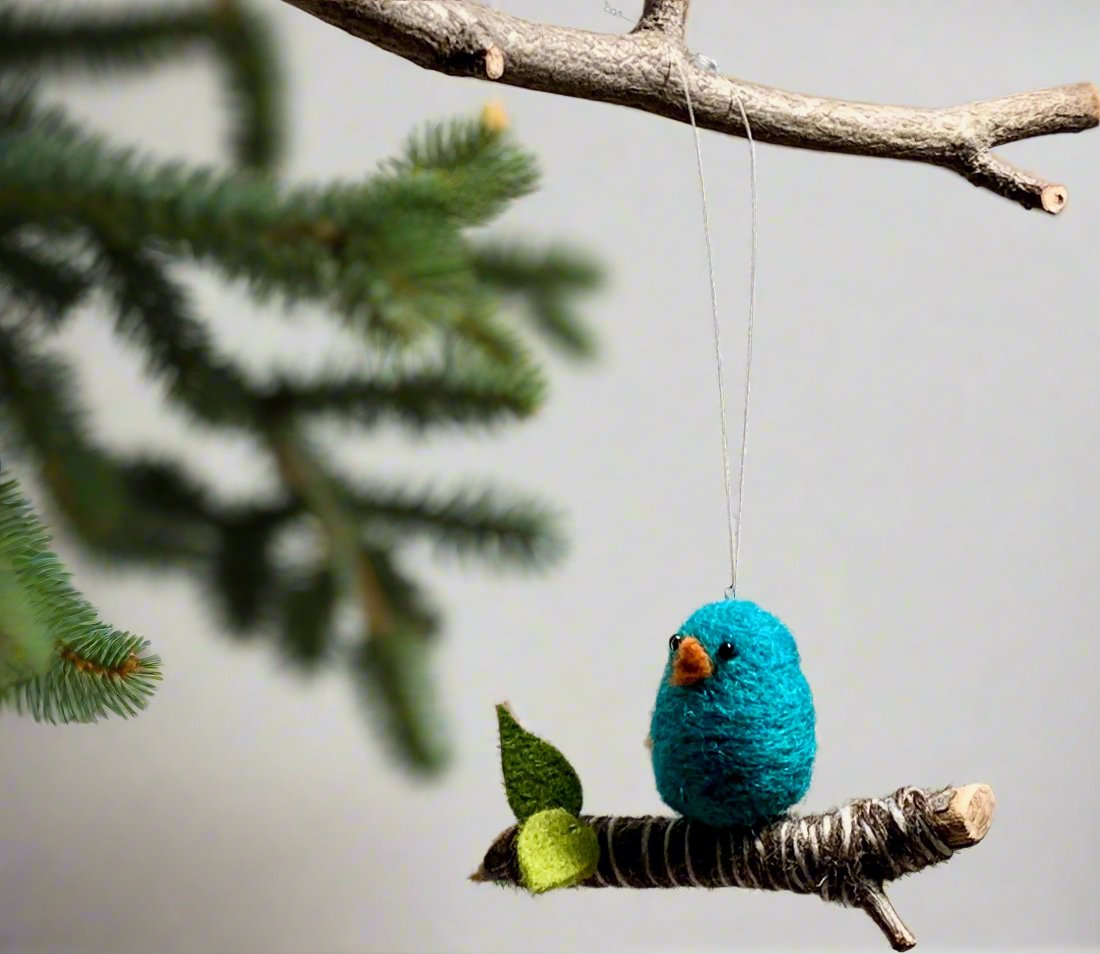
0 121 541 349
0 476 162 723
269 428 446 770
0 324 219 563
0 229 91 321
92 235 256 424
472 240 602 358
340 477 563 567
264 358 545 431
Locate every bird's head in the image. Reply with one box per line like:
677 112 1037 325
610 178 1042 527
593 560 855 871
662 599 803 693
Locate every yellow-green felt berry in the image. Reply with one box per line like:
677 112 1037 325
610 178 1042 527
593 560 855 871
516 808 599 894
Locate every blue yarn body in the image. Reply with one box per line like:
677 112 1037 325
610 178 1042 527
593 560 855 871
650 600 816 828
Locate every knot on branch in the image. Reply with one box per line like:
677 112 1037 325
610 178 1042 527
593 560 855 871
435 21 503 78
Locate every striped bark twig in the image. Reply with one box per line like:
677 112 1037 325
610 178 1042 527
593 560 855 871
471 782 996 952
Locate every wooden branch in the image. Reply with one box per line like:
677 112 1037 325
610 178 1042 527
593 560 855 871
471 783 996 951
279 0 1099 213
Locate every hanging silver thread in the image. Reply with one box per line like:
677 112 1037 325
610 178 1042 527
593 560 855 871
671 55 759 600
601 0 760 599
729 81 759 600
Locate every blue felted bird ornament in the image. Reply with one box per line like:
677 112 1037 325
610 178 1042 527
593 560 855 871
650 599 816 829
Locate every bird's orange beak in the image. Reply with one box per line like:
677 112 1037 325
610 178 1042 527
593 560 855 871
670 636 713 686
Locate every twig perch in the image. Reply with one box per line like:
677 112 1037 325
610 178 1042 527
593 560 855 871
472 783 996 951
279 0 1098 213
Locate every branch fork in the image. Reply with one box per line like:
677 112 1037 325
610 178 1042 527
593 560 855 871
280 0 1098 213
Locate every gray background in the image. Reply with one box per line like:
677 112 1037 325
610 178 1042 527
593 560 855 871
2 1 1099 951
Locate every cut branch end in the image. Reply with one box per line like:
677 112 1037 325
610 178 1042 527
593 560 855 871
1041 185 1068 214
484 44 504 80
943 782 996 846
860 886 916 952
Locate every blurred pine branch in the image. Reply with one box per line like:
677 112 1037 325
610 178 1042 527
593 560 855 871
0 0 601 769
0 0 281 168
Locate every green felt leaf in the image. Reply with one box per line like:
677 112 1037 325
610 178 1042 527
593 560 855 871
516 808 599 894
497 703 582 822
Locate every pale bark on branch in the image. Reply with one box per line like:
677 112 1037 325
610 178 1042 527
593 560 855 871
279 0 1099 213
471 783 996 952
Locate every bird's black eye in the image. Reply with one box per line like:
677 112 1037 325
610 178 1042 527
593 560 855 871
669 634 683 652
717 642 737 661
